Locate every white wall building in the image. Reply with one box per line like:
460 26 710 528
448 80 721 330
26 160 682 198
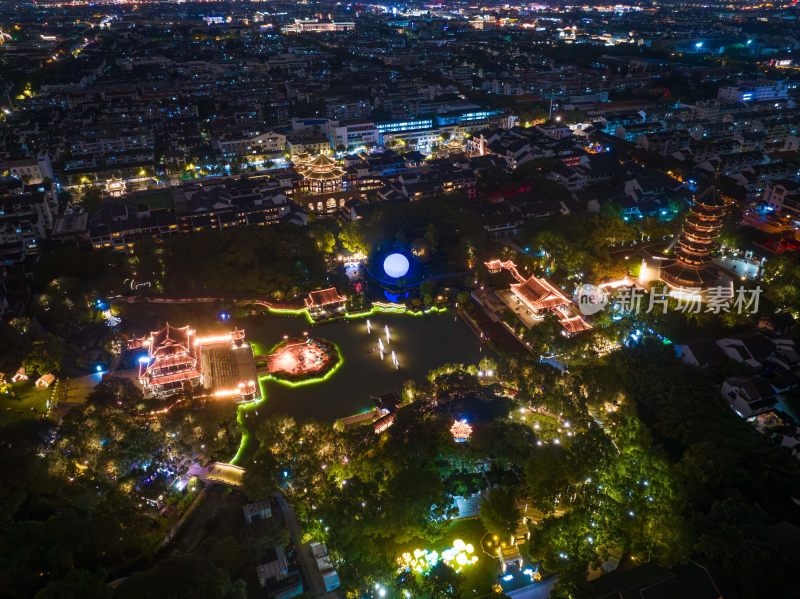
717 81 790 103
328 120 379 150
283 20 355 34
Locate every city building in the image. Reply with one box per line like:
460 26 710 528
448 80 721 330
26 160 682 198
328 120 379 151
89 178 301 251
660 185 727 290
213 131 287 162
0 156 54 184
295 153 346 195
309 542 341 592
721 376 778 419
138 324 202 397
0 178 58 261
484 260 591 335
135 325 255 398
282 20 355 34
304 287 347 320
294 153 353 215
243 500 273 524
762 180 800 223
717 80 790 103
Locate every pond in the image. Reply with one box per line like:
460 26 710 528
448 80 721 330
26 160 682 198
235 310 484 421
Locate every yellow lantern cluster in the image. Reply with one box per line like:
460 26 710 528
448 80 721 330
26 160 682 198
397 539 479 575
442 539 479 572
397 549 439 574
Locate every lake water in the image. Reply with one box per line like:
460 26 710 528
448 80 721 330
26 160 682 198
235 311 484 421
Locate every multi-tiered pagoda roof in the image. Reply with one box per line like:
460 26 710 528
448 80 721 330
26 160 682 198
295 153 346 194
661 185 727 289
139 323 201 396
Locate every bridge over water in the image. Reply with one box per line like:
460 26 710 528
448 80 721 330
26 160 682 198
188 462 244 487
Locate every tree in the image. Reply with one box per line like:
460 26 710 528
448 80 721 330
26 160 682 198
420 280 436 307
512 158 562 181
148 225 328 297
58 189 74 207
476 165 510 194
524 445 572 512
548 564 590 599
207 535 246 571
319 230 336 254
242 451 280 500
249 518 291 557
114 556 246 599
425 223 439 255
480 486 520 540
309 224 336 254
338 222 369 255
523 312 563 356
761 251 800 312
33 569 111 599
420 562 463 598
80 186 104 214
23 336 65 376
600 200 623 219
87 377 143 407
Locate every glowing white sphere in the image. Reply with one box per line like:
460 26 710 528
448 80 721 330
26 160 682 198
383 253 410 279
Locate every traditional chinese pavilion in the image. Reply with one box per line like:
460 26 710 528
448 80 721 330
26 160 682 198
660 185 727 289
294 153 355 215
485 260 591 335
296 153 346 194
511 275 573 316
450 419 473 443
305 287 347 320
139 324 201 396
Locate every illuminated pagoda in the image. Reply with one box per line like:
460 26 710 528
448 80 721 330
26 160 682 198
296 153 346 195
660 185 727 289
139 324 201 397
304 287 347 320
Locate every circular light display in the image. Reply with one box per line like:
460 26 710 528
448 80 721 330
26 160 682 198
383 253 410 279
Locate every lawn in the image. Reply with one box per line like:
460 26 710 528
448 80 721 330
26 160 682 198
0 380 51 426
399 518 501 598
401 518 549 597
445 519 501 597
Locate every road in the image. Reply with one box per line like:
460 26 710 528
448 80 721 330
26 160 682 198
275 493 330 596
508 575 557 599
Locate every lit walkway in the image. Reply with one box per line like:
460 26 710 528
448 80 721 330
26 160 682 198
188 462 244 487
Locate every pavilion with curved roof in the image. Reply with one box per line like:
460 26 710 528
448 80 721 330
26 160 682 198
295 153 346 195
